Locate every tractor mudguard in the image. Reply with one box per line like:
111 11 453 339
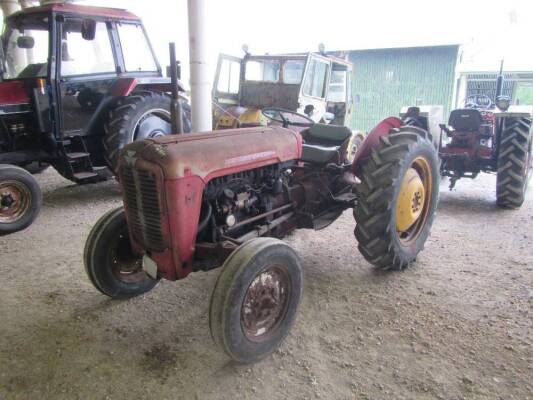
350 117 403 172
117 127 302 280
109 77 187 98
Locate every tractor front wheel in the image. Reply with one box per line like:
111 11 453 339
0 164 42 235
103 91 191 172
496 117 532 208
354 126 440 270
84 207 158 299
209 238 303 363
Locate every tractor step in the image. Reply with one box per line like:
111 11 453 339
72 171 99 182
312 209 343 230
332 192 357 205
66 152 90 160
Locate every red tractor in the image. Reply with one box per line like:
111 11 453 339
0 3 190 235
439 69 532 207
84 107 440 363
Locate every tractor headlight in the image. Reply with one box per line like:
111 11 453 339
496 95 511 111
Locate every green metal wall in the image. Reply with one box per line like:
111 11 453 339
347 45 459 132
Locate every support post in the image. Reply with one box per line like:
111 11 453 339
0 0 20 17
187 0 212 132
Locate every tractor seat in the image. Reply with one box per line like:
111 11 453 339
448 109 483 131
300 124 352 164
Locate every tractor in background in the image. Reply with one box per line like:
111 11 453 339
438 66 532 208
0 3 190 235
212 48 365 162
401 67 532 208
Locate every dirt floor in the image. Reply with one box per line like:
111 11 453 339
0 168 531 400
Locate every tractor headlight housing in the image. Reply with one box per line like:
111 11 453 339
496 95 511 111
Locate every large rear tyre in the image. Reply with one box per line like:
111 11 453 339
354 126 440 270
84 207 158 299
103 91 191 172
209 238 303 363
496 117 532 209
0 164 42 235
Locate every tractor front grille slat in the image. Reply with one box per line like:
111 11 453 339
121 166 165 252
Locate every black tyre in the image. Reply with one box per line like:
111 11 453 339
103 91 191 172
0 164 42 235
354 126 440 270
209 238 303 363
84 207 158 299
496 117 532 208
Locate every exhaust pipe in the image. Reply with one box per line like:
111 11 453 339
169 42 184 134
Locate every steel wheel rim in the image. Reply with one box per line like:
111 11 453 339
396 156 433 245
0 180 31 224
241 265 291 342
108 227 147 284
134 108 172 140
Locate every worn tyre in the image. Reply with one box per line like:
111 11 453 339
0 164 42 235
103 91 191 172
209 238 303 363
354 126 440 270
496 117 532 208
84 207 158 299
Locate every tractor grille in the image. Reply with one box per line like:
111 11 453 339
121 166 166 252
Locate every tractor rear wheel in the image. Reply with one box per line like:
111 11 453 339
353 126 439 270
0 164 42 235
103 91 191 172
496 117 532 208
84 207 158 299
209 238 303 363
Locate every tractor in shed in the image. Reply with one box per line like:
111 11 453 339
438 66 532 208
85 107 440 363
0 3 190 235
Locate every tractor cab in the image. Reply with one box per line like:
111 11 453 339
213 50 353 129
1 4 163 141
0 3 190 235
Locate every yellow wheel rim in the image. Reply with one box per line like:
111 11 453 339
396 157 433 244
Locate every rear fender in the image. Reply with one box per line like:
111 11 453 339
350 117 403 173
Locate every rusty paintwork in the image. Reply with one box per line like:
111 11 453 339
118 126 302 280
122 127 302 181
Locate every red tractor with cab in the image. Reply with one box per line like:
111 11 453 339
0 3 190 235
85 107 440 363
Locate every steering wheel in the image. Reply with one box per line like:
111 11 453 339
262 107 314 128
465 94 493 109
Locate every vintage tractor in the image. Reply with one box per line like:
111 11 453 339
212 49 365 161
0 3 190 235
438 68 532 208
84 107 440 363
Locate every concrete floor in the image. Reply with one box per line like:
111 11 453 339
0 169 532 400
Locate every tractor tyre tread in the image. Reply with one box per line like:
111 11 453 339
353 126 440 271
496 117 532 208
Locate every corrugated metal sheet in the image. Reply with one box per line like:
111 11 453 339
346 45 458 132
464 72 533 105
